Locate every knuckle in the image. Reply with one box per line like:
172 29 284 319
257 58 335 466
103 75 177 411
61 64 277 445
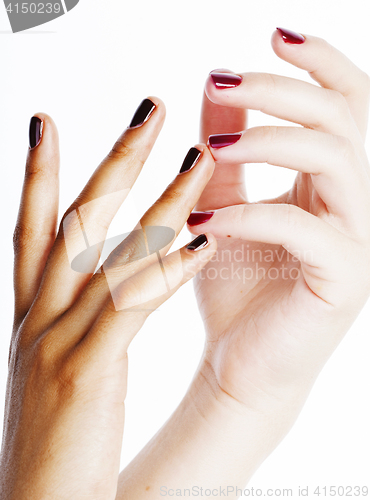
106 232 149 272
54 363 82 398
113 282 142 311
31 338 82 397
107 140 137 162
146 183 185 216
239 204 249 225
333 135 356 169
58 196 94 242
57 202 82 242
263 73 279 96
282 204 300 231
12 316 39 353
24 159 44 179
328 89 350 120
13 224 36 252
158 180 186 207
33 335 56 367
161 187 183 205
25 152 59 180
260 126 279 147
361 71 370 98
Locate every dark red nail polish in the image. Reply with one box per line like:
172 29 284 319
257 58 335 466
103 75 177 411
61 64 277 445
179 147 202 174
187 212 214 227
129 98 156 128
187 234 208 251
276 27 305 44
29 116 43 149
210 72 242 89
208 133 242 149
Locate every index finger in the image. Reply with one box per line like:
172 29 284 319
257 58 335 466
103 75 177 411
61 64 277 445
272 28 370 139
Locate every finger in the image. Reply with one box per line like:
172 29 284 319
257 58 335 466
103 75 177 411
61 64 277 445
197 75 248 210
205 70 363 147
80 233 217 359
31 97 165 324
13 113 60 326
98 144 215 292
39 146 215 350
187 204 360 306
208 126 370 232
187 203 350 271
272 28 370 140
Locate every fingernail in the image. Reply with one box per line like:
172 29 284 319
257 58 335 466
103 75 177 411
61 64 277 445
276 27 305 44
29 116 43 149
187 212 214 226
187 234 209 251
208 133 242 149
179 147 202 174
210 72 242 89
129 98 156 128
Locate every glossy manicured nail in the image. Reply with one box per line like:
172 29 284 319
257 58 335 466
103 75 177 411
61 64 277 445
276 27 305 44
187 212 214 226
187 234 209 251
29 116 43 149
129 98 156 128
210 72 242 89
208 133 242 149
179 147 202 174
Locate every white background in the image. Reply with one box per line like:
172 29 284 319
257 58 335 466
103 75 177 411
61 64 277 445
1 0 369 497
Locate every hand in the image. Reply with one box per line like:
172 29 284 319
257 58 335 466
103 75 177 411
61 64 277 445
112 32 370 500
0 98 217 499
189 29 370 415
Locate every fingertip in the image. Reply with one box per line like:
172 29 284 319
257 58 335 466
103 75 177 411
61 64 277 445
204 74 219 104
185 232 217 254
204 231 217 249
178 143 215 179
271 27 283 52
275 27 306 45
194 143 215 168
209 68 235 75
146 95 166 122
29 112 59 151
31 112 58 135
271 28 307 57
204 72 244 108
126 96 166 137
26 112 60 176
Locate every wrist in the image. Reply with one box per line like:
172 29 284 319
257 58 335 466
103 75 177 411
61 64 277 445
118 352 307 498
189 350 312 453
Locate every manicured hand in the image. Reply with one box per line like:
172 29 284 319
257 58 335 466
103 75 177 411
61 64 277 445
189 29 370 412
0 98 216 499
114 32 370 499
